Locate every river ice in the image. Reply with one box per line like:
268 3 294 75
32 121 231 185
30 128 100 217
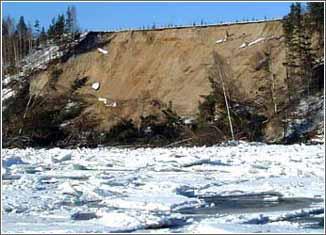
1 142 324 233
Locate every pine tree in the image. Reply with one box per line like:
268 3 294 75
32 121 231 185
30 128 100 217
4 16 18 67
70 6 78 33
16 16 27 35
307 2 324 32
27 23 33 54
33 20 41 48
2 17 9 67
55 14 65 39
65 5 79 39
307 2 324 50
301 15 315 95
34 20 40 35
283 3 316 101
39 27 47 46
47 17 56 40
47 14 65 42
65 6 72 33
283 4 296 101
16 16 28 60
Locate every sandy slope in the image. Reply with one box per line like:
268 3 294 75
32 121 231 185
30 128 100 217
30 20 286 130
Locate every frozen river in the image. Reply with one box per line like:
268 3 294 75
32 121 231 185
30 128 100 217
2 142 324 233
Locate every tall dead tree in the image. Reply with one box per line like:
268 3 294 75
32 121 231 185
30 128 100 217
266 48 277 115
212 52 235 140
217 65 235 140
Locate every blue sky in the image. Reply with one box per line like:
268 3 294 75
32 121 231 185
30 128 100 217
2 2 293 31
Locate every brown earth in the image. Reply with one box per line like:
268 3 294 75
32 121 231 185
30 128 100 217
31 20 287 132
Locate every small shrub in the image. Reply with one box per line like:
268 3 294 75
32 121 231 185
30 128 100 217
3 65 19 76
72 76 89 90
107 119 138 144
49 67 63 89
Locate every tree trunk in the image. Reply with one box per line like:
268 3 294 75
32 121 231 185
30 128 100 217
269 48 277 114
13 38 18 67
217 66 235 140
3 37 7 67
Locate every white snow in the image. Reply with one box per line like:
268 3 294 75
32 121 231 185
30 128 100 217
239 42 248 48
240 37 273 49
215 39 224 44
58 182 81 197
183 117 196 125
310 135 324 144
97 48 108 54
248 37 265 46
2 76 13 86
6 32 90 81
106 101 117 107
215 38 227 44
80 32 89 39
92 82 100 90
2 142 324 233
98 98 118 107
98 97 107 104
2 88 16 101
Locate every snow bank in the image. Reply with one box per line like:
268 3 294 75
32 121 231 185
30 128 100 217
106 101 117 107
98 97 107 104
2 76 14 86
2 88 16 102
248 37 265 46
239 37 265 49
239 42 248 48
97 48 108 54
92 82 100 90
21 46 61 74
239 36 283 49
215 38 227 44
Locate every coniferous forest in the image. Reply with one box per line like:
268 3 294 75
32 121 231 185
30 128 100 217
2 6 79 74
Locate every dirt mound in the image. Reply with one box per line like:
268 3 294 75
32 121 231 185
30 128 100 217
29 20 286 133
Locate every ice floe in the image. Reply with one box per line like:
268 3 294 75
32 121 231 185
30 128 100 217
2 142 324 233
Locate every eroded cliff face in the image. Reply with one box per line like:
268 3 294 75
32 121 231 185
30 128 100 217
30 20 286 132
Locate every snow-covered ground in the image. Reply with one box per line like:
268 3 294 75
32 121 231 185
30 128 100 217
1 142 324 233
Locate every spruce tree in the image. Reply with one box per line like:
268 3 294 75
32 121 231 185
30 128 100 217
65 5 78 39
34 20 40 35
65 6 73 33
33 20 40 47
307 2 324 50
39 27 47 46
307 2 324 33
47 17 56 40
17 16 27 35
283 3 316 101
55 14 65 39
